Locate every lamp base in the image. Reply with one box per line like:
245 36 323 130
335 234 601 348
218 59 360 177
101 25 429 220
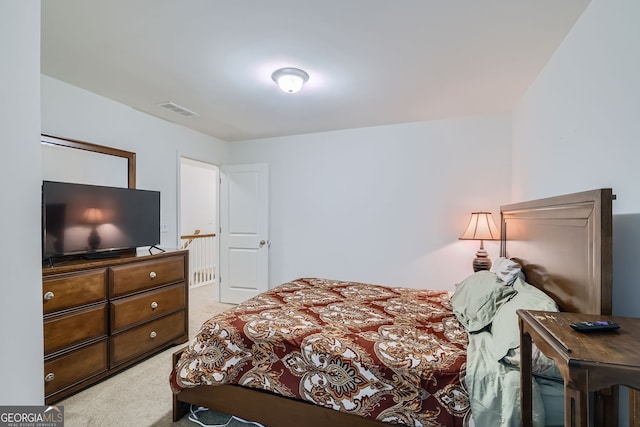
472 247 492 272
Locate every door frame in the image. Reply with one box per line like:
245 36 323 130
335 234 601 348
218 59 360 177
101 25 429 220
178 156 221 298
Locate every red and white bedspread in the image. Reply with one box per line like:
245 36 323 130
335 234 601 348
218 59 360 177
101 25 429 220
170 278 471 426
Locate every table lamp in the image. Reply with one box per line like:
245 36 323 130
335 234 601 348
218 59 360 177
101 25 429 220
83 207 105 250
459 212 500 272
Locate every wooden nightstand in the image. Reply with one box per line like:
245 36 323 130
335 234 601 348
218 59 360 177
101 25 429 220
517 310 640 427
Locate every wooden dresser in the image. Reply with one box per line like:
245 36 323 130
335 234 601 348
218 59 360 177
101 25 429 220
42 249 189 404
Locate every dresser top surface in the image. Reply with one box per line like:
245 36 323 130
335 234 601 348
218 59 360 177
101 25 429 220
43 249 187 276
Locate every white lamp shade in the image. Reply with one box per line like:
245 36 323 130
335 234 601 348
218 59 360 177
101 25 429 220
276 74 304 93
271 67 309 93
83 207 105 224
459 212 500 241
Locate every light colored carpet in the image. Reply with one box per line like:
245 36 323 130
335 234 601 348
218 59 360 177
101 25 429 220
58 284 240 427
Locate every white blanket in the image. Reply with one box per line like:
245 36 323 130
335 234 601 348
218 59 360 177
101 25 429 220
465 330 546 427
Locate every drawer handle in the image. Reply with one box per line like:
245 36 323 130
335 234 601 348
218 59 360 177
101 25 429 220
45 373 55 382
149 331 157 339
149 271 157 279
150 301 158 309
44 291 55 301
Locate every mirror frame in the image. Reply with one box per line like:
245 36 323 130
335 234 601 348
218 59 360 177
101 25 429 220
41 134 136 188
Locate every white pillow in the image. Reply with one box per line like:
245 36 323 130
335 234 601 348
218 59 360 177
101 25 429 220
450 271 517 333
490 257 525 285
490 277 558 361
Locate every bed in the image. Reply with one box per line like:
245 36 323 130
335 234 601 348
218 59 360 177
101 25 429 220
170 188 614 427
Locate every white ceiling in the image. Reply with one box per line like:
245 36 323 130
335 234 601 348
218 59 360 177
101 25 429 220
41 0 590 142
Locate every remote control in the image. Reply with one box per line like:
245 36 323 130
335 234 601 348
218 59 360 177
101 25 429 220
570 320 620 332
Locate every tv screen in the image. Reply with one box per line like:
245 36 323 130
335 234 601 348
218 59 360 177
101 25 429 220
42 180 160 260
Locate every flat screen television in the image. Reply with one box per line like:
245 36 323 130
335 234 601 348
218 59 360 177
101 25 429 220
42 180 161 261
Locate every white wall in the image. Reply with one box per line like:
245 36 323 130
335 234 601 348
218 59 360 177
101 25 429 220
41 76 230 249
180 158 218 236
230 114 512 291
0 2 44 404
513 2 640 422
513 0 640 316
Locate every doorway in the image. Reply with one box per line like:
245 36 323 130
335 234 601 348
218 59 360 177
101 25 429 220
179 157 219 300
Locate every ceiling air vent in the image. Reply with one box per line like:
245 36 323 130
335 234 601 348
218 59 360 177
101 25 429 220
157 101 200 117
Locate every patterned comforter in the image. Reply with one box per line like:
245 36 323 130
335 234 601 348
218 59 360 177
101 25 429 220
170 278 471 426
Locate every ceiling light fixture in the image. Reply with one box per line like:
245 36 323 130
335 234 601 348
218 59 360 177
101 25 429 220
271 67 309 94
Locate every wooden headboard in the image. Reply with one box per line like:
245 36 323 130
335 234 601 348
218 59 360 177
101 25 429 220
500 188 613 315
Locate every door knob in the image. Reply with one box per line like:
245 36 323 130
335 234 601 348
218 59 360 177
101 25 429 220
259 240 266 246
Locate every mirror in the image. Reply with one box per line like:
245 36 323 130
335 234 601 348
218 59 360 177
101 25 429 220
41 134 136 188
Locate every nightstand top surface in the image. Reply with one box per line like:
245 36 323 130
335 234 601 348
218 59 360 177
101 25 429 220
518 310 640 369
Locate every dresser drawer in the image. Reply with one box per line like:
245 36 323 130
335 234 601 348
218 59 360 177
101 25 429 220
43 269 107 314
44 304 108 356
44 339 108 399
110 283 186 333
109 256 185 297
110 310 186 367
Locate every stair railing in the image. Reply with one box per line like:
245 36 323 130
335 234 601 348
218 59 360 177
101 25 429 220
180 231 216 287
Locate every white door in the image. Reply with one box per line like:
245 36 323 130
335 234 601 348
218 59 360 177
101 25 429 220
219 163 269 303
